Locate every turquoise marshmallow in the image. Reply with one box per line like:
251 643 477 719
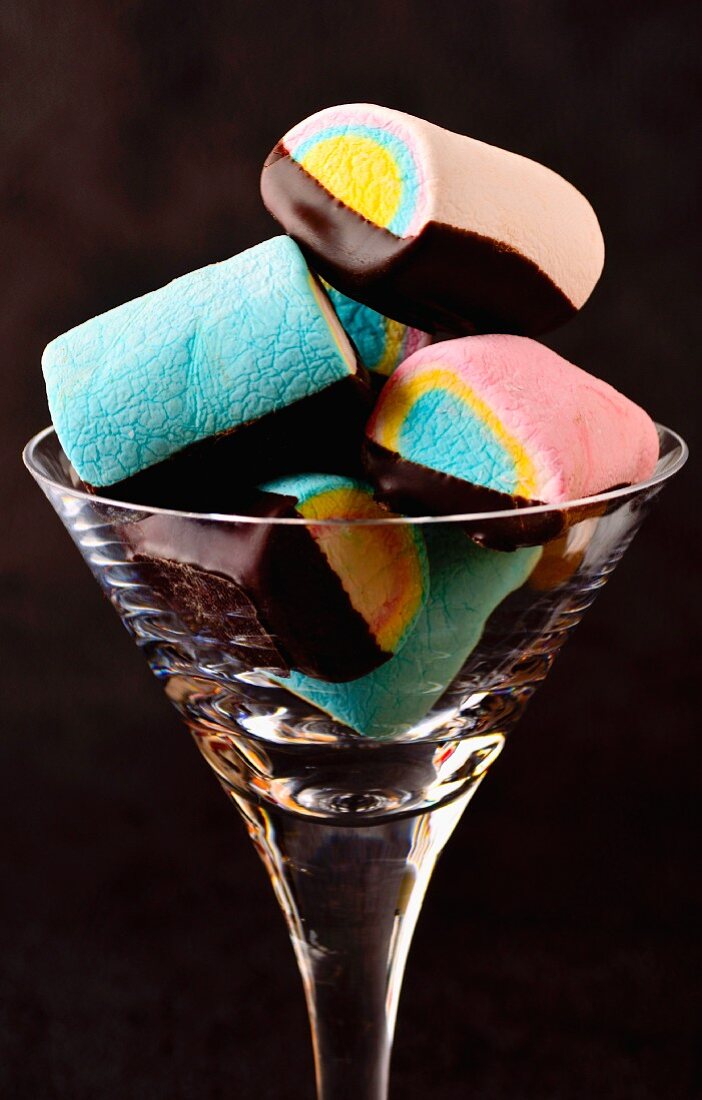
260 471 371 506
275 529 540 739
325 287 389 373
398 388 518 494
324 284 428 377
42 237 356 486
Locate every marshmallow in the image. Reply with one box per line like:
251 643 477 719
43 237 371 499
125 474 428 684
261 104 604 337
365 335 659 530
323 283 431 378
277 529 540 738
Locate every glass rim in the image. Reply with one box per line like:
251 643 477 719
23 423 688 528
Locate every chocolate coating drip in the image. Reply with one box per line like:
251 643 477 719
364 439 565 550
92 373 375 512
364 441 631 551
125 491 390 682
261 147 577 337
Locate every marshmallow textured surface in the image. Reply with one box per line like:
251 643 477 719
42 237 357 486
324 284 431 377
276 529 540 738
367 334 659 504
262 103 605 336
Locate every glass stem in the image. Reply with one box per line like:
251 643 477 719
231 791 473 1100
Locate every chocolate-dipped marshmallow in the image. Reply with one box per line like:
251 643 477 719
277 529 540 738
364 335 659 523
125 474 429 684
42 237 372 505
261 104 605 337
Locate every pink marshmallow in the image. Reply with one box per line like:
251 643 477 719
366 335 659 506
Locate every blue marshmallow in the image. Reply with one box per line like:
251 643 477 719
42 236 358 486
324 284 431 377
276 529 540 738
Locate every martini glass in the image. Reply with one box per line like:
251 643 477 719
24 424 686 1100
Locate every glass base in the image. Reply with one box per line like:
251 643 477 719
231 784 472 1100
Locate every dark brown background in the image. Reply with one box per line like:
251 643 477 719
1 1 700 1096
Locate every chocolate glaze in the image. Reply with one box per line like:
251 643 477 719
261 147 577 337
135 555 289 670
124 490 391 682
365 439 575 551
91 373 375 512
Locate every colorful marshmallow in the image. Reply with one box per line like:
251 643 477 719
42 236 372 503
276 529 540 739
364 335 660 529
323 283 431 378
261 104 605 337
125 474 429 684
